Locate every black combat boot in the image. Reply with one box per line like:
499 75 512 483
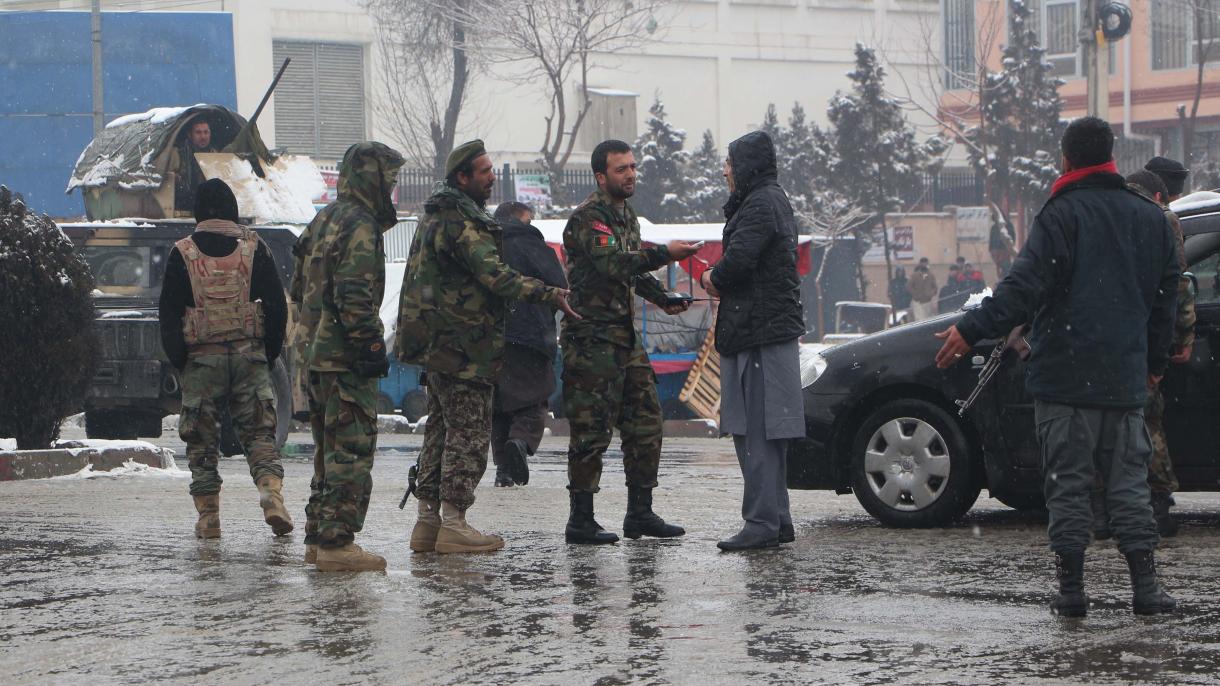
1049 550 1087 617
1151 493 1179 538
565 491 619 545
622 487 686 539
779 523 795 544
1125 549 1177 615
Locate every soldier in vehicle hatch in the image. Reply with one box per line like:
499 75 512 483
171 119 219 214
158 178 292 540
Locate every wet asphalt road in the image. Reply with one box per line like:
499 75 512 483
6 434 1220 684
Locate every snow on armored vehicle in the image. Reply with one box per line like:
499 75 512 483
61 92 321 452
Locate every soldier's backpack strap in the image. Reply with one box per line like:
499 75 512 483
175 235 202 262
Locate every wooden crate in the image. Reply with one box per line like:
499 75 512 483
679 325 721 420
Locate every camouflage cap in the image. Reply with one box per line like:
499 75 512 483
446 140 487 178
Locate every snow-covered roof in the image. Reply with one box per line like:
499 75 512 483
66 104 251 193
587 87 638 97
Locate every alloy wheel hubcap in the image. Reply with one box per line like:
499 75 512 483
863 417 951 511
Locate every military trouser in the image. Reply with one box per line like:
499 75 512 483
562 337 662 493
1145 385 1179 495
415 371 494 510
179 350 284 497
303 370 378 548
1035 400 1158 555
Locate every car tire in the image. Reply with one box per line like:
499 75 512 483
402 389 428 423
850 398 980 527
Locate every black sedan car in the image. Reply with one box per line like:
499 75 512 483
789 198 1220 527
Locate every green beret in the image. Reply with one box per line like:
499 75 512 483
446 139 487 178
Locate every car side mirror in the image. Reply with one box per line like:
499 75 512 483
1185 271 1199 300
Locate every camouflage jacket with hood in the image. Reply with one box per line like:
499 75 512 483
396 185 560 381
561 189 671 348
291 142 404 372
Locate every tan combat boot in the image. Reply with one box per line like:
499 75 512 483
193 494 221 539
410 499 442 553
255 475 294 536
435 501 504 554
304 544 317 564
315 543 387 572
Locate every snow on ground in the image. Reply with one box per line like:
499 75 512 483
52 459 188 481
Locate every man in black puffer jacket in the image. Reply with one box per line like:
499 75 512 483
699 130 806 550
935 117 1179 617
490 201 568 487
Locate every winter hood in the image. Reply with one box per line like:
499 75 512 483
724 130 779 218
338 141 405 229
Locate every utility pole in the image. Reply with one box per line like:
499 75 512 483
91 0 104 135
1083 0 1109 119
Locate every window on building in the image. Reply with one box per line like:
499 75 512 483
272 41 366 159
943 0 976 89
1153 0 1220 70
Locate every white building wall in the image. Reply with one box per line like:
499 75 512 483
21 0 942 166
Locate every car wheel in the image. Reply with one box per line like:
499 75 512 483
402 389 428 423
850 399 980 527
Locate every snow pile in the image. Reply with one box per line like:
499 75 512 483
377 414 416 434
964 288 993 308
0 439 13 451
196 154 323 224
53 459 189 480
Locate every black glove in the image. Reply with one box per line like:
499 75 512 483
353 339 390 378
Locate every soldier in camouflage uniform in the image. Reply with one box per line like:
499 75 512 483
292 142 404 572
397 140 575 554
158 178 292 540
1139 161 1196 536
561 139 702 545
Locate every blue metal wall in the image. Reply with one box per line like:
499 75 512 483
0 12 237 218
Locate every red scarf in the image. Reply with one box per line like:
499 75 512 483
1049 160 1119 197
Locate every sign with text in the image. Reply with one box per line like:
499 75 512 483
313 169 400 206
863 225 915 264
515 173 552 207
954 206 991 241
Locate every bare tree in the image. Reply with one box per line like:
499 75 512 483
798 189 874 333
495 0 669 203
365 0 488 179
1179 0 1219 182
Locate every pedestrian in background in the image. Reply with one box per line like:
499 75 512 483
906 257 937 321
935 117 1179 617
397 140 575 554
937 264 963 313
888 266 911 313
160 178 292 541
489 201 568 488
293 142 404 572
700 130 806 551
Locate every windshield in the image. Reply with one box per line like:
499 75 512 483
79 244 170 297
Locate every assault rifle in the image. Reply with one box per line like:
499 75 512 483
955 326 1028 417
398 464 418 509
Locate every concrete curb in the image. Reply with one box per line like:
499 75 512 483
0 445 173 482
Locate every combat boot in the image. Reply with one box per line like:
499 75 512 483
622 487 685 539
1151 493 1179 538
435 502 504 553
315 543 387 572
410 498 441 552
1049 550 1087 617
256 475 294 536
192 494 221 539
1125 549 1177 615
565 491 619 545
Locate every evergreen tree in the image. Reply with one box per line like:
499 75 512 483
781 102 821 213
688 130 727 221
966 0 1063 221
823 44 946 298
633 97 694 222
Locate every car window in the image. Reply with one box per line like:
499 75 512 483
1191 250 1220 306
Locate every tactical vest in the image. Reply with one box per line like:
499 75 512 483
176 231 265 349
